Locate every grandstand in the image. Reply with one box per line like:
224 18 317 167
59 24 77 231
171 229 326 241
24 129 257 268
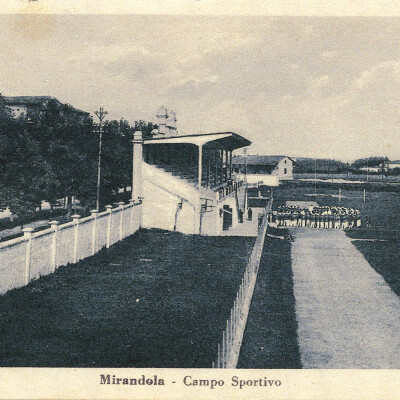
142 132 251 235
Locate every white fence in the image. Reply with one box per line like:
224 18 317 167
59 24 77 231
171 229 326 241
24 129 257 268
0 200 142 295
213 198 272 368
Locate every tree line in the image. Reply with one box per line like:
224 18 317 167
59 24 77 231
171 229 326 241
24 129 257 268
294 156 391 174
0 95 155 217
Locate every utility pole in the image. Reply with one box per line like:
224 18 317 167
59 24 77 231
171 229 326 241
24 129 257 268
94 107 108 211
314 159 317 196
244 148 248 183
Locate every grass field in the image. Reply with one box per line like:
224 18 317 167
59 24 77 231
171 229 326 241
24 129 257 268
237 230 301 369
273 180 400 300
0 229 254 367
294 172 400 184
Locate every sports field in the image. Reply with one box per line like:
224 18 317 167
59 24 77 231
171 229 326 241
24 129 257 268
274 180 400 310
0 229 254 367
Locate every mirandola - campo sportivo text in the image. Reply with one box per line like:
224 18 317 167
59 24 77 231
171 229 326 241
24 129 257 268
99 374 282 389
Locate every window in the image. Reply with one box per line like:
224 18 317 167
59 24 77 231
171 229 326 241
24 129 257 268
284 168 287 174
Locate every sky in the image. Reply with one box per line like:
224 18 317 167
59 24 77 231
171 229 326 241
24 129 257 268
2 15 400 161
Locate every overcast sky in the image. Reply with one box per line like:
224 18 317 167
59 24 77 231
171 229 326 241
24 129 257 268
2 15 400 160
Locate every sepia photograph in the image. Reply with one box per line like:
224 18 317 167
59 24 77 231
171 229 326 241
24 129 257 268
1 2 400 398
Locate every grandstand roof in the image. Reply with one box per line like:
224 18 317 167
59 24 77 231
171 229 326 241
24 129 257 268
143 131 251 151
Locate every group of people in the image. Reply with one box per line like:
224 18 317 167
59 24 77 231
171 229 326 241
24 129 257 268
268 205 362 229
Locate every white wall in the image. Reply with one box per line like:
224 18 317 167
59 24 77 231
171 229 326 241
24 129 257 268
0 202 142 296
142 163 244 235
142 163 200 234
236 173 279 186
273 157 293 179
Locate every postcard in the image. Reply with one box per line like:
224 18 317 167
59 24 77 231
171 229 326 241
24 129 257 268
1 1 400 399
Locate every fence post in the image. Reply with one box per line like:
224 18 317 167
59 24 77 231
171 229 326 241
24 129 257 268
23 227 34 286
72 214 81 263
222 331 226 367
49 221 60 273
118 202 125 240
132 131 143 201
90 209 98 255
129 199 135 234
106 205 113 248
230 309 233 347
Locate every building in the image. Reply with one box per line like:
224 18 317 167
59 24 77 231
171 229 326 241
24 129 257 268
381 160 400 171
360 166 382 173
232 155 294 185
3 96 90 121
154 106 178 136
141 131 251 235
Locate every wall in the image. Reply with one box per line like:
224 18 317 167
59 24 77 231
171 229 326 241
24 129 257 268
274 157 293 179
142 163 200 234
235 173 279 186
0 201 141 296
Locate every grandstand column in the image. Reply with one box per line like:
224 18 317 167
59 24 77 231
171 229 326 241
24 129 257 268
195 144 203 234
224 150 228 181
220 150 224 184
214 150 218 186
132 131 143 201
206 153 210 188
198 144 203 189
229 150 233 180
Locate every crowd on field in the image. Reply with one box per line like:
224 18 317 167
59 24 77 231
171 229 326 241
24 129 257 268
268 205 361 229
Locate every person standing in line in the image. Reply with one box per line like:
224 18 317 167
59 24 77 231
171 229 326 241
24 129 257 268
328 213 333 229
305 211 311 227
248 207 253 221
334 213 340 229
310 212 315 228
296 211 302 227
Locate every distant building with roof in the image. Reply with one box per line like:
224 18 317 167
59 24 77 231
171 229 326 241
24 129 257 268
3 96 90 121
381 160 400 171
232 155 295 185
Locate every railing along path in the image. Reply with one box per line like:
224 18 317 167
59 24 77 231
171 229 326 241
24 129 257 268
213 198 272 368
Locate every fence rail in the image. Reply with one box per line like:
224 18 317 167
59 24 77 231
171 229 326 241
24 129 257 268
0 201 142 296
213 198 272 368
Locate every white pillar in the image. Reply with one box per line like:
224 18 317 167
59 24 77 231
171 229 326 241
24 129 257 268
90 210 98 255
23 227 34 285
132 131 143 201
106 205 113 248
118 202 125 240
72 214 81 263
50 220 60 272
129 199 136 234
195 145 203 234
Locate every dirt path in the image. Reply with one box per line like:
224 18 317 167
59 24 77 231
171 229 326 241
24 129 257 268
290 228 400 368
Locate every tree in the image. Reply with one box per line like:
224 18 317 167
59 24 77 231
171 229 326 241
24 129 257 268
351 156 389 169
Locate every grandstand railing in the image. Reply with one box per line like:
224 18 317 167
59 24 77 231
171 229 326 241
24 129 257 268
0 201 142 296
213 197 272 368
